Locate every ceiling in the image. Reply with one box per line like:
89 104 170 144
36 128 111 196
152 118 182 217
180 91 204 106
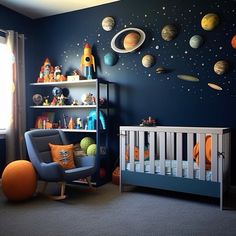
0 0 119 19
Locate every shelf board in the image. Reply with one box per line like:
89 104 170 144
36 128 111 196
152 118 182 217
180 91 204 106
30 105 96 108
30 79 97 87
61 129 96 133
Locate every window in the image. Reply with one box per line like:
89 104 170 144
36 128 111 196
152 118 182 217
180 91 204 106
0 36 13 130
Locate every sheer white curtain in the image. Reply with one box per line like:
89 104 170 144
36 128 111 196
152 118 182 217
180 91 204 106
5 30 26 163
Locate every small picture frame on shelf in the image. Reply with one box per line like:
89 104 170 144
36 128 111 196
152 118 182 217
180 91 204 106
67 75 80 82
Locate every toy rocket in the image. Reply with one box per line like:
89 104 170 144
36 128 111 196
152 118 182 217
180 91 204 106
80 43 96 79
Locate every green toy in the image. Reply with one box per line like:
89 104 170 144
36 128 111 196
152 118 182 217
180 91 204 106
87 144 97 156
80 137 95 152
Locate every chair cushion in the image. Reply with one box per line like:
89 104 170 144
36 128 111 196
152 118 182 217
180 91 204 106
49 143 75 169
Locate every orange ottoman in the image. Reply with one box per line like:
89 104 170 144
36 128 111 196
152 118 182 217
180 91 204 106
2 160 37 201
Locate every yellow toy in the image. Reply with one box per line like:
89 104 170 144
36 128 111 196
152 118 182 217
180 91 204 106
80 43 95 79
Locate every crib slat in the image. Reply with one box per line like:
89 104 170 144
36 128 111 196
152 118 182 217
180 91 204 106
129 131 135 172
211 134 218 182
139 131 145 173
149 132 155 174
187 133 194 179
199 134 206 180
176 133 183 177
167 132 174 160
120 130 126 171
159 132 165 175
156 132 160 159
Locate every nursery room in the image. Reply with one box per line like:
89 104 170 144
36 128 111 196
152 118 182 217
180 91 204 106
0 0 236 235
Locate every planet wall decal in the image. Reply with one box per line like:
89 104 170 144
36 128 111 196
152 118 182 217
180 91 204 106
161 24 178 41
177 74 200 82
102 16 115 31
208 83 223 91
123 32 141 50
231 35 236 49
111 27 146 53
142 54 155 68
201 13 219 31
189 35 204 49
104 51 118 66
32 94 43 106
213 60 229 75
156 67 169 74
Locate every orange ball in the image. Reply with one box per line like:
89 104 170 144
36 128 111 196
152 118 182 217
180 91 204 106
231 35 236 49
2 160 37 201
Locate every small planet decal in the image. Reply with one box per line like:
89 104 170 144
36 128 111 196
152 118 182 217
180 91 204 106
177 74 199 82
111 28 146 53
208 83 223 91
142 54 155 68
201 13 219 31
189 35 204 49
231 35 236 49
213 60 229 75
156 67 168 74
102 16 115 31
161 24 178 41
104 52 118 66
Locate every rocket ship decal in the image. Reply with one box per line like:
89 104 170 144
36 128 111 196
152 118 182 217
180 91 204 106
80 43 96 79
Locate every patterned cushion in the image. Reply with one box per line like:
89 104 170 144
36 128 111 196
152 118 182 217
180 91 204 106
49 143 75 169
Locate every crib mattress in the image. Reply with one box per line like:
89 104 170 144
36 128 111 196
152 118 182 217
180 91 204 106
126 160 212 181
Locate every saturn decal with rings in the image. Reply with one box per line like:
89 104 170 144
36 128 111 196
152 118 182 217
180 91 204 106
111 27 146 53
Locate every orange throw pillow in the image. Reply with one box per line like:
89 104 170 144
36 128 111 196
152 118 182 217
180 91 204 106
125 146 149 161
49 143 75 169
193 135 211 170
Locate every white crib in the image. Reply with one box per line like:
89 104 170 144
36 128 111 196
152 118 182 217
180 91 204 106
119 126 231 209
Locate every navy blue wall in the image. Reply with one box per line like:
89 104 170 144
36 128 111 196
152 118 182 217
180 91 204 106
1 0 236 183
30 0 236 183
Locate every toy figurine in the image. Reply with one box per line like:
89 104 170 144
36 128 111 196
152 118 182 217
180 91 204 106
87 110 106 130
50 96 57 106
140 116 156 126
75 118 83 129
81 93 94 105
68 117 75 129
72 99 79 105
43 96 50 106
54 65 62 81
80 43 96 79
37 58 54 83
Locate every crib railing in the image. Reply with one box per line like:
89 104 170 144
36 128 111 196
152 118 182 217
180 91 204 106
120 126 231 183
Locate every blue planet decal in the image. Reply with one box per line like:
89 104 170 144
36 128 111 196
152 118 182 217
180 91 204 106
104 52 118 66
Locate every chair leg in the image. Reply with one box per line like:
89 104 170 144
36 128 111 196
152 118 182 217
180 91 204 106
41 181 48 194
45 182 67 200
86 176 94 189
41 182 66 200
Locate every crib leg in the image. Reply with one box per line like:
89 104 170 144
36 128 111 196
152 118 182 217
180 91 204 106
120 183 124 192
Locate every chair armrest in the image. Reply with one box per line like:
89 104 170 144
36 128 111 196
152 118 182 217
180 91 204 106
39 162 65 182
74 155 96 168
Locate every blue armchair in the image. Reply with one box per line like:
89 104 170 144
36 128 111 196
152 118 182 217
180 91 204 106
24 129 96 199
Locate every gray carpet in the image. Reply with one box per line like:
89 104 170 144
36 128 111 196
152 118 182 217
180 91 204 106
0 182 236 236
